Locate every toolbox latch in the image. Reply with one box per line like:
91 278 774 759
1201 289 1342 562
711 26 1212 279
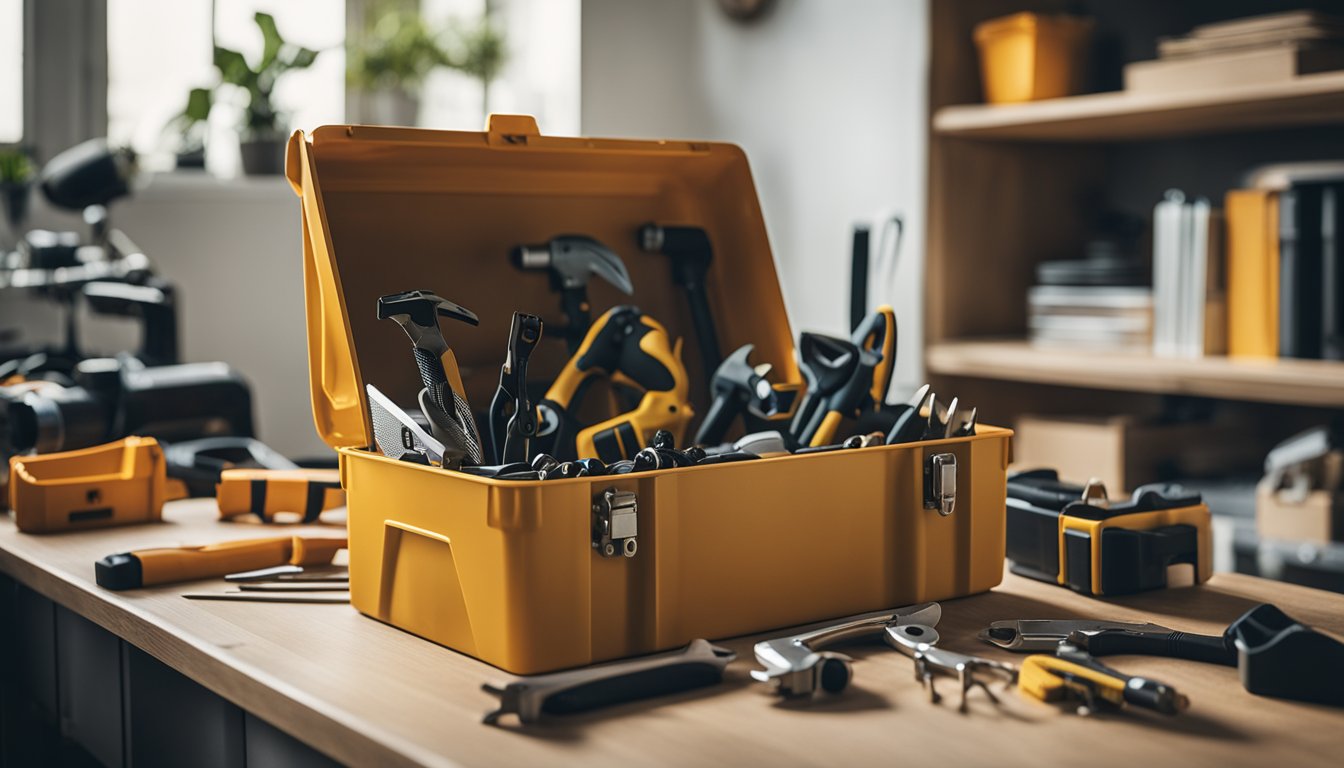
924 453 957 517
486 114 542 146
593 488 638 558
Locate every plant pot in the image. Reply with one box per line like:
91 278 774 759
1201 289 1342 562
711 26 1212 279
175 148 207 171
0 180 32 235
239 137 286 176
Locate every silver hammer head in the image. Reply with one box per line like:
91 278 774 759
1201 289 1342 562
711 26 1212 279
512 235 634 294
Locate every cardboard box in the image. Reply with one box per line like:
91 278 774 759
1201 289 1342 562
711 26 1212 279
1013 414 1258 493
1257 487 1344 543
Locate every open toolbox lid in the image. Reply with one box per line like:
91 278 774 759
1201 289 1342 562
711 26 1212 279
287 115 798 451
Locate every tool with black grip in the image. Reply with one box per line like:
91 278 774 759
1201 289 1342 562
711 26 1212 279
511 236 633 353
693 344 781 447
377 290 482 467
850 305 896 410
483 639 735 726
1007 469 1212 596
982 603 1344 707
1019 646 1189 716
885 384 931 444
535 305 693 463
95 535 347 590
789 333 858 447
638 223 722 380
791 332 881 448
488 312 543 463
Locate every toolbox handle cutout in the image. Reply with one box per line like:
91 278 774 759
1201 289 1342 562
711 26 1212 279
379 520 478 656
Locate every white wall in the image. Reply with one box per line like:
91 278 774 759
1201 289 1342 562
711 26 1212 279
581 0 929 396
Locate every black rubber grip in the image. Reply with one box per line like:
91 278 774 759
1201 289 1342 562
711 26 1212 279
694 394 739 446
95 553 143 590
1083 629 1236 666
541 662 725 716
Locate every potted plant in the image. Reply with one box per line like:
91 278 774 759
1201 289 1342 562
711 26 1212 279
347 7 506 126
166 87 211 170
0 149 34 244
347 11 450 126
186 12 320 176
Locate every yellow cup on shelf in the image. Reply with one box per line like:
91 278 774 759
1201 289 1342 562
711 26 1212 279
974 12 1094 104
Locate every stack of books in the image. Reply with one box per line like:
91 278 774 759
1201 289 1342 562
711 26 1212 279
1152 191 1225 358
1028 238 1151 352
1126 11 1344 93
1227 163 1344 360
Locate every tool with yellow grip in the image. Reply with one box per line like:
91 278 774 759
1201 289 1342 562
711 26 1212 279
792 306 896 448
95 534 347 590
1007 469 1212 596
535 305 692 462
215 468 344 524
1020 647 1189 716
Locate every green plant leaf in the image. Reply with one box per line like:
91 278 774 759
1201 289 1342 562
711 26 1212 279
288 46 319 70
256 12 283 71
184 87 212 121
214 46 256 87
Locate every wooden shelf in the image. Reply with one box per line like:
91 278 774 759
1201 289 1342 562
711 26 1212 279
933 71 1344 141
927 340 1344 407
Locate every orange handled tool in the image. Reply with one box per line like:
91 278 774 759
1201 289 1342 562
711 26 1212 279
95 534 347 590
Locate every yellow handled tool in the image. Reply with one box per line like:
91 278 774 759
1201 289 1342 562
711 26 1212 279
1019 649 1189 716
215 468 344 524
95 534 347 590
536 305 693 462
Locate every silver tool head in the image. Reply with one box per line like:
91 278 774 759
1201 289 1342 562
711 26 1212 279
978 619 1175 653
886 624 1019 713
732 430 790 456
751 602 941 697
514 235 634 294
366 384 451 466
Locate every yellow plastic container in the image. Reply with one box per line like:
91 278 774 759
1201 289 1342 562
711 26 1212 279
287 116 1011 674
9 436 166 533
974 13 1094 104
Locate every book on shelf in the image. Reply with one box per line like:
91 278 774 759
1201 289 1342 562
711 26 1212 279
1152 190 1225 359
1225 171 1344 361
1225 189 1279 357
1028 286 1152 352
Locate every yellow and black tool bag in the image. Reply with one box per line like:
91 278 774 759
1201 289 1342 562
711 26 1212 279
1007 469 1211 596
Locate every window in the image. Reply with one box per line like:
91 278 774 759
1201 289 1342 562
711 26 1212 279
0 0 21 143
418 0 579 135
107 0 345 174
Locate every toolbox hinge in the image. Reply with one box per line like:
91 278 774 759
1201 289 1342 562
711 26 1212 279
592 488 638 558
924 453 957 517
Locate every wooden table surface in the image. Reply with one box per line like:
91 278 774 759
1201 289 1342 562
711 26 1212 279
2 500 1342 768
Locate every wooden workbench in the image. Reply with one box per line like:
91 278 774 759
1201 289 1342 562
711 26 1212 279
1 500 1341 768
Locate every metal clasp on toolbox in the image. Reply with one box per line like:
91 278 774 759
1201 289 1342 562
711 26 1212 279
925 452 957 517
593 488 638 558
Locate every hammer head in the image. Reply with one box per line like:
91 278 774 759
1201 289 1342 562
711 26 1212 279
377 290 480 329
511 236 634 295
712 344 778 417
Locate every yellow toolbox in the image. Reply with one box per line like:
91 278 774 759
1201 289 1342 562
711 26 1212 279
9 436 166 533
287 116 1011 674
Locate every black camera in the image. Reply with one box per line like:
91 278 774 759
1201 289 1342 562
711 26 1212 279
1 355 254 457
